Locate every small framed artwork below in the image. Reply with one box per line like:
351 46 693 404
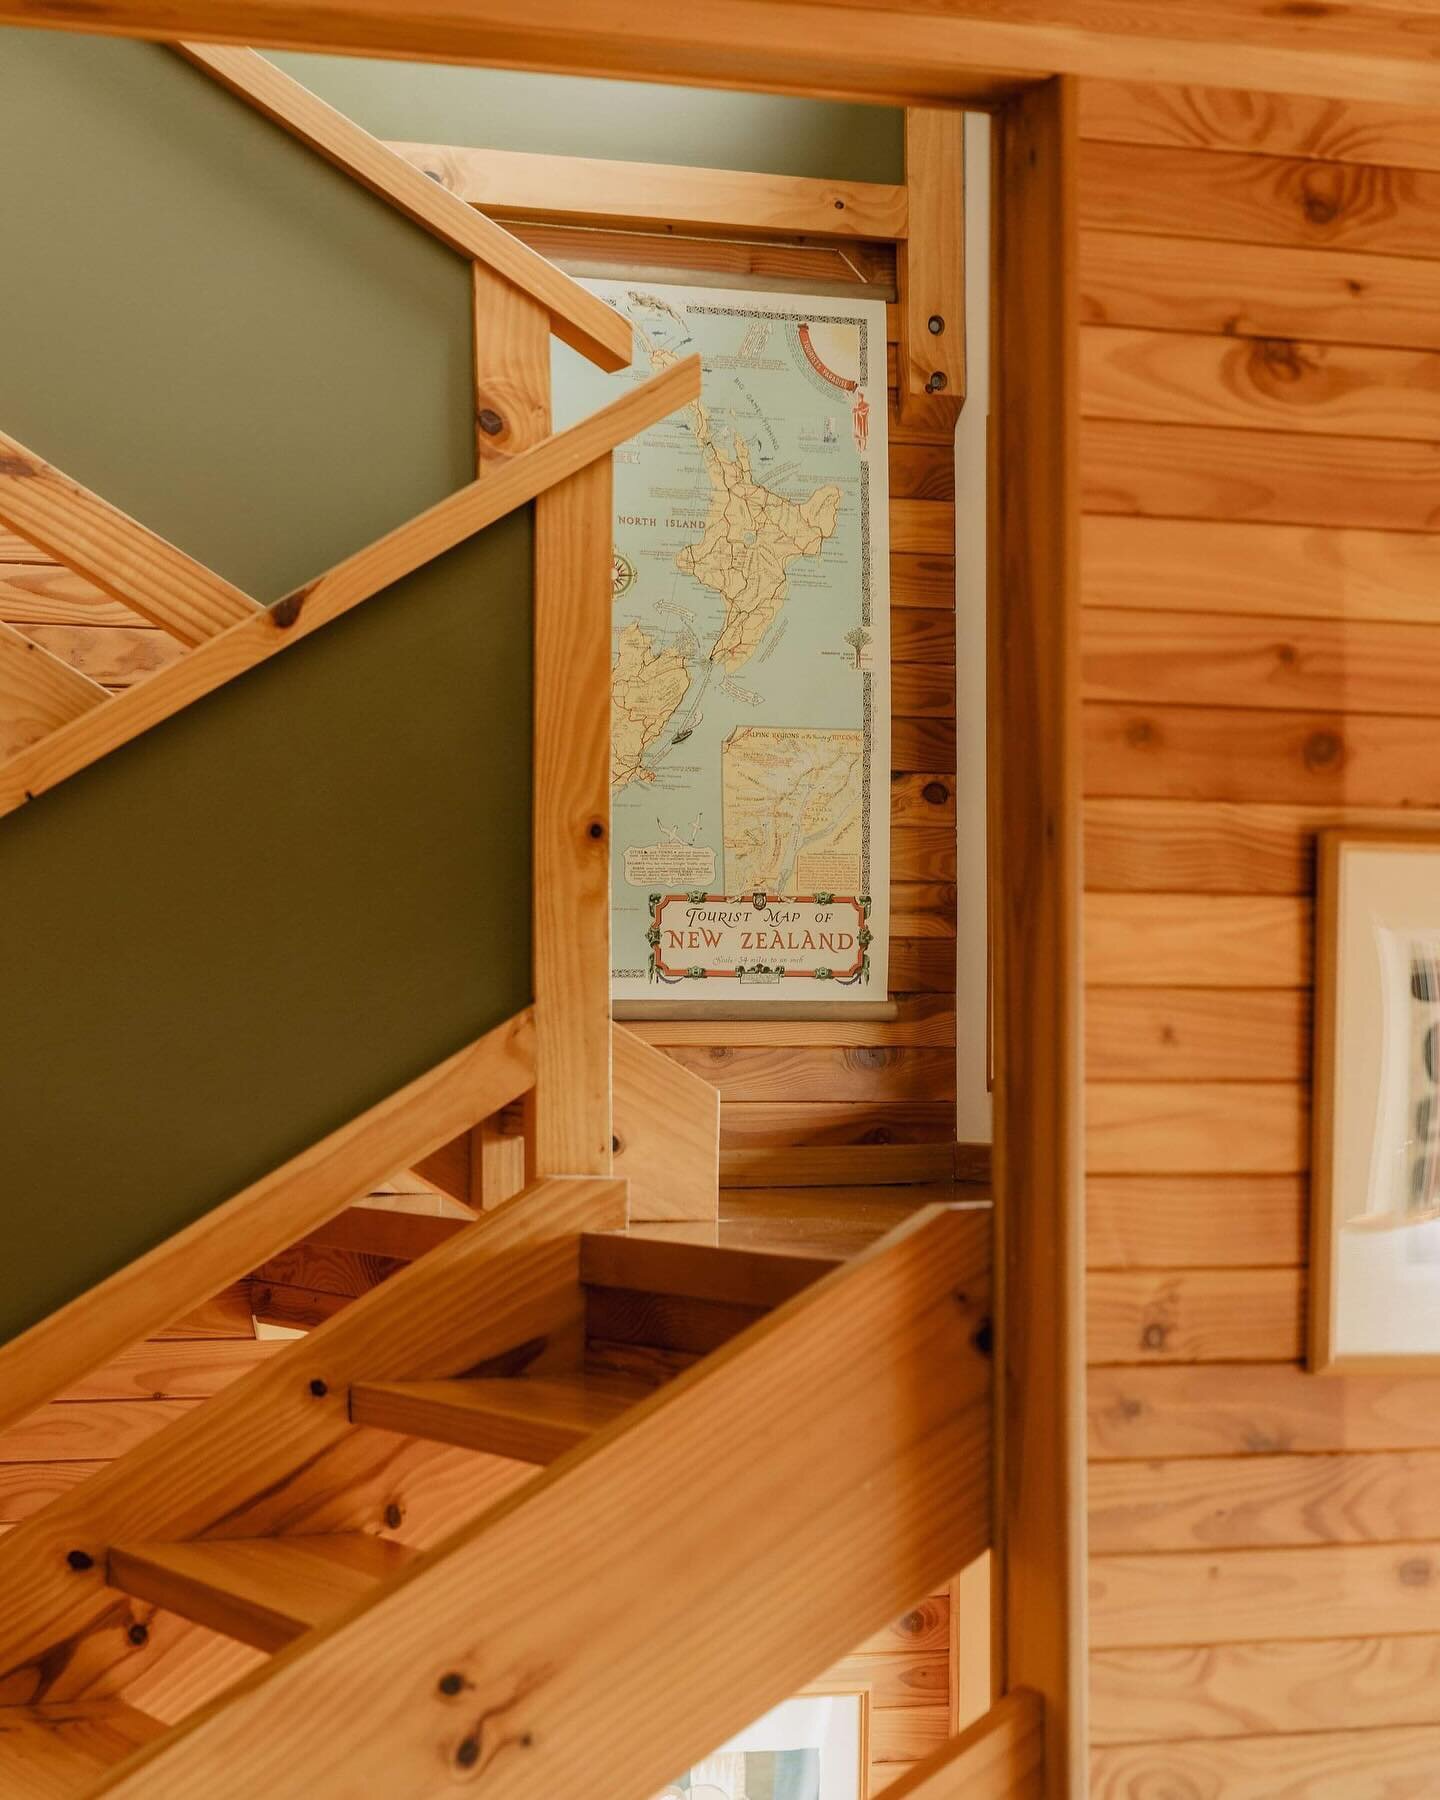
651 1691 870 1800
1312 828 1440 1370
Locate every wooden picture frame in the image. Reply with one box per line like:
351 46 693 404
1311 827 1440 1372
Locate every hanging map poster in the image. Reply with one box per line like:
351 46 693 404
553 280 891 1004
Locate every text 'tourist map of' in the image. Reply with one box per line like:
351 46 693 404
553 280 891 1003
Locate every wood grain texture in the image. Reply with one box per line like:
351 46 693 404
898 109 965 411
612 1025 718 1223
1083 324 1440 440
1087 1174 1306 1269
1090 1725 1440 1796
349 1369 647 1464
1081 228 1440 352
1088 1268 1304 1364
1084 605 1440 719
1090 1448 1440 1553
1091 1541 1440 1648
1085 894 1310 987
0 1702 165 1796
1088 1363 1440 1460
878 1690 1043 1799
0 620 109 757
1082 515 1440 625
1083 416 1440 532
93 1208 991 1800
1085 699 1440 808
1087 1082 1308 1175
388 140 907 240
1081 137 1440 259
1079 76 1440 172
1090 1632 1440 1743
1086 986 1308 1081
0 563 141 628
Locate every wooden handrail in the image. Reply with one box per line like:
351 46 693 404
0 355 700 821
0 1007 537 1436
175 44 633 373
87 1204 990 1797
0 428 260 644
386 141 909 241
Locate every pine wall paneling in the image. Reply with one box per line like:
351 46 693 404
1078 75 1440 1789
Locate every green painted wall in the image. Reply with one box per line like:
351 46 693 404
273 53 904 184
0 31 475 603
0 510 534 1346
0 34 536 1345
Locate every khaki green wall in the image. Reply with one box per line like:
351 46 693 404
0 33 535 1346
0 30 475 602
0 511 534 1346
273 53 904 183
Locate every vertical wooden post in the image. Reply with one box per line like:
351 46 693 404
530 455 615 1177
899 108 966 420
990 77 1083 1795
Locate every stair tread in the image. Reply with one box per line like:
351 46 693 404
579 1233 840 1308
107 1532 414 1654
0 1701 165 1797
350 1368 653 1464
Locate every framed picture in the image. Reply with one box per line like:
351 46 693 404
1312 828 1440 1370
651 1690 870 1800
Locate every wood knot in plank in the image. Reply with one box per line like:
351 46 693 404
271 587 313 630
1303 728 1343 772
0 454 38 479
1399 1556 1434 1588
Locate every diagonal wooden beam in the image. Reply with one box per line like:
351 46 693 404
0 1006 536 1438
0 620 108 754
0 430 259 645
90 1204 990 1799
0 355 700 822
175 44 633 373
880 1692 1044 1798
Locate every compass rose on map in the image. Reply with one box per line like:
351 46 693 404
612 551 636 598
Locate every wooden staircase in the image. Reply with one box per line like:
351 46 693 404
0 1186 990 1796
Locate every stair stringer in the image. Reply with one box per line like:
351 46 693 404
0 1175 627 1714
93 1203 990 1799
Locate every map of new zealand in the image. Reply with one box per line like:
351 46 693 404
553 280 891 1002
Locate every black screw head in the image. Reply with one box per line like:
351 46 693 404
384 1502 404 1530
587 821 605 840
928 314 945 335
477 407 506 437
127 1623 149 1647
66 1549 94 1572
833 198 845 210
925 371 949 393
437 1671 465 1697
309 1378 328 1398
455 1736 481 1769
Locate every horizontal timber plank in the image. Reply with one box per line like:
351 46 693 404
1090 1633 1440 1744
891 882 957 938
890 499 954 557
1084 606 1440 719
159 1284 256 1340
1088 1268 1303 1364
890 554 955 609
0 564 140 627
1080 139 1440 261
632 997 956 1049
1078 78 1440 174
1080 229 1440 352
1083 418 1440 532
892 661 954 718
661 1046 955 1102
1084 798 1440 896
1087 1175 1306 1270
54 1339 283 1404
1084 699 1440 807
894 715 956 771
1081 325 1440 441
1085 987 1308 1081
17 623 182 688
892 609 955 666
251 1244 402 1301
0 1400 197 1464
718 1100 956 1149
858 1594 951 1656
1091 1725 1440 1796
1090 1541 1440 1649
719 1144 959 1187
386 140 908 241
1090 1448 1440 1554
1081 516 1440 626
1088 1363 1440 1460
870 1705 949 1765
1087 1082 1307 1175
890 937 956 992
0 1461 107 1525
1085 895 1310 987
821 1649 948 1710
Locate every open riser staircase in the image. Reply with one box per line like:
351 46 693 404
0 31 1026 1798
